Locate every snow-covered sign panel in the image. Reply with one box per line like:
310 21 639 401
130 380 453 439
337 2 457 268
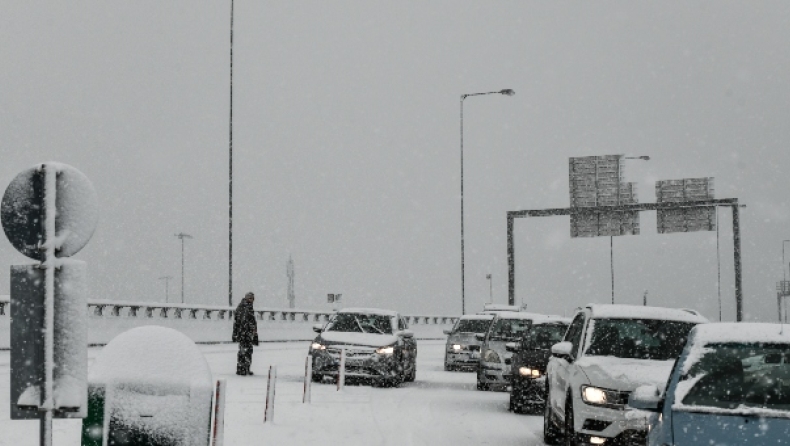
655 178 715 234
1 163 98 260
82 326 213 446
10 260 89 419
569 155 640 237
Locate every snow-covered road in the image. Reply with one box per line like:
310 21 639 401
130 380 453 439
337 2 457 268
1 340 547 445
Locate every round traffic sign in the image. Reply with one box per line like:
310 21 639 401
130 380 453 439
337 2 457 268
2 163 98 260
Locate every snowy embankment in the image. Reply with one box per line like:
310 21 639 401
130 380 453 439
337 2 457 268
0 296 453 349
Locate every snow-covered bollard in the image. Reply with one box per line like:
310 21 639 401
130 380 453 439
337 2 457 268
337 347 346 391
303 355 312 403
264 366 277 423
212 379 227 446
81 326 214 446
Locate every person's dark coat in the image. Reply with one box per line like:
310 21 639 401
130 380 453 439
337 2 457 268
233 299 259 345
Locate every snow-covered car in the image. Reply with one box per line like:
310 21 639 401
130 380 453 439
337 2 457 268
506 316 570 413
630 323 790 446
443 314 495 371
309 308 417 387
544 305 708 446
477 312 555 391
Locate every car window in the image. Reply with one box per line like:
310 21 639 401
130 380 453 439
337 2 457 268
585 318 695 360
488 318 531 341
398 317 407 331
326 313 393 334
522 323 568 350
565 314 585 357
679 342 790 412
454 319 493 334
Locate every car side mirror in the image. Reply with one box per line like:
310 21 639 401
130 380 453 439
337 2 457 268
550 341 573 361
505 342 518 353
400 330 414 338
475 333 486 342
443 329 452 335
312 324 323 333
628 385 663 411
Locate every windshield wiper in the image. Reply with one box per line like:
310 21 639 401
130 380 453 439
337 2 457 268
354 316 367 333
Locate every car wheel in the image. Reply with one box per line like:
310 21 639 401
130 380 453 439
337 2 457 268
444 362 453 372
311 372 322 383
564 396 578 446
543 388 562 445
511 383 529 414
405 359 416 382
476 370 489 391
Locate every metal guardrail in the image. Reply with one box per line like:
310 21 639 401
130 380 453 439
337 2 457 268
0 296 458 326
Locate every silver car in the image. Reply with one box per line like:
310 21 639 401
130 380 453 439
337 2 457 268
477 312 547 391
443 314 495 371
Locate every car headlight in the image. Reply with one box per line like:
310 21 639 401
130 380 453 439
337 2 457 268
581 385 620 406
518 367 542 378
376 346 395 355
311 342 326 351
483 349 500 363
452 344 462 351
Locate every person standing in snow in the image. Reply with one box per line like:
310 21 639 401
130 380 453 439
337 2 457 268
233 292 259 375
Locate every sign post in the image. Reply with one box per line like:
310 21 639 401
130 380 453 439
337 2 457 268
2 163 98 446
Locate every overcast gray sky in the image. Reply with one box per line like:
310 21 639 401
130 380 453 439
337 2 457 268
2 2 789 321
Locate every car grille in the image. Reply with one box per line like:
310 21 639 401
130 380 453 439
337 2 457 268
467 345 481 352
326 347 375 360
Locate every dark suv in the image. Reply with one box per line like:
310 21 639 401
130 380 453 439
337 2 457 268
505 317 570 413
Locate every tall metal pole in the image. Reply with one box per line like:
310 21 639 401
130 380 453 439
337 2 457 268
507 213 515 306
459 89 514 315
732 203 743 322
610 236 614 304
175 233 193 304
486 274 492 303
159 276 172 303
228 0 234 308
782 240 790 322
460 96 465 315
716 207 722 321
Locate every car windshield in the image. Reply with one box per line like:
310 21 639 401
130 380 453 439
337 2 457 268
489 318 531 341
585 318 696 360
454 319 493 334
680 342 790 412
327 313 393 334
522 323 568 350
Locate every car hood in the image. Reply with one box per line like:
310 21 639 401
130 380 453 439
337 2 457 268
576 356 675 391
319 331 398 348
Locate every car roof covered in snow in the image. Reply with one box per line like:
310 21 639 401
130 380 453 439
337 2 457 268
492 311 564 321
586 304 708 323
690 323 790 345
337 307 399 317
460 314 496 320
532 316 572 325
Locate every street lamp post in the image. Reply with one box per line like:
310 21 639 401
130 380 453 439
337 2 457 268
175 233 193 304
782 240 790 321
486 273 493 304
228 0 234 309
460 89 514 315
159 275 173 303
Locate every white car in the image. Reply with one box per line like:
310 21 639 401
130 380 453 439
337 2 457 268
544 304 708 446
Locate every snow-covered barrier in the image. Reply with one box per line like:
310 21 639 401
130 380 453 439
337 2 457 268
0 296 457 349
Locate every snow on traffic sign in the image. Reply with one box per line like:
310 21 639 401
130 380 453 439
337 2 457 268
656 178 716 234
569 155 640 237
